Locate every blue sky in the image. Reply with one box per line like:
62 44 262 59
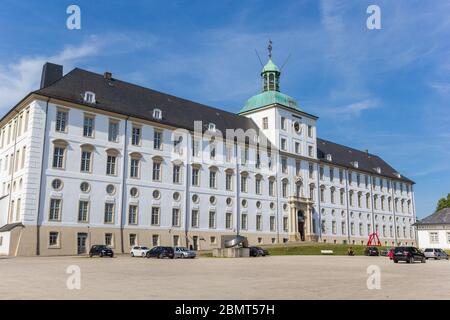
0 0 449 218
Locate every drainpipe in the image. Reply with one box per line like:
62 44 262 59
235 141 240 237
411 184 417 245
316 162 321 241
7 109 20 224
184 132 191 248
369 175 376 239
119 117 129 254
344 168 351 244
36 98 50 255
391 180 398 245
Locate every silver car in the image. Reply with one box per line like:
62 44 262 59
424 248 449 260
174 247 196 259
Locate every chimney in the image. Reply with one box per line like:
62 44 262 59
40 62 63 89
104 72 112 80
365 149 369 155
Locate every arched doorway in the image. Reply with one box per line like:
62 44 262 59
297 210 305 241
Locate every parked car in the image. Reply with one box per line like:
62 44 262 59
424 248 449 260
89 245 114 258
393 246 426 263
174 247 197 259
380 249 389 256
130 246 150 257
146 246 175 259
249 246 269 257
364 246 380 256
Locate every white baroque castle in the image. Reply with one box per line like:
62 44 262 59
0 54 416 256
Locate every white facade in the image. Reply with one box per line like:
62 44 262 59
0 62 417 256
417 227 450 250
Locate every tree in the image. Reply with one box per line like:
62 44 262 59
436 193 450 211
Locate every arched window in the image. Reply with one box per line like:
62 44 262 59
209 166 218 189
282 178 289 198
152 155 163 182
106 148 120 176
320 185 326 202
240 171 249 193
255 174 263 195
52 139 68 169
80 144 95 173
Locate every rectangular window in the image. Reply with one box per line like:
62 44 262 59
24 110 29 132
49 232 59 246
104 203 115 223
283 217 288 232
307 125 313 138
262 117 268 129
49 199 61 221
447 232 450 243
56 110 68 132
192 168 200 186
108 120 119 142
152 235 159 247
226 145 233 162
240 175 248 192
152 162 161 181
173 235 180 246
128 205 138 224
80 151 92 172
83 115 95 137
295 142 300 154
269 180 275 197
173 136 183 154
308 146 313 157
106 155 117 175
225 212 233 229
151 207 160 225
191 210 199 228
52 146 65 168
130 158 140 178
241 214 248 230
172 208 180 227
129 234 137 246
153 130 162 150
209 211 216 229
78 200 89 222
105 233 113 247
173 165 181 183
255 178 262 195
21 146 26 169
281 157 287 173
429 232 439 244
319 166 324 180
330 168 334 182
332 221 337 235
256 215 262 231
281 117 286 130
226 172 233 191
192 138 200 157
270 216 276 232
281 138 287 151
309 163 314 179
209 170 216 188
295 161 301 176
131 126 141 146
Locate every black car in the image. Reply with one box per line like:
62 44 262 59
146 246 175 259
249 246 269 257
393 246 426 263
364 246 380 256
89 245 114 257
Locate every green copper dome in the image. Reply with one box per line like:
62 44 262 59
239 91 299 114
261 59 280 73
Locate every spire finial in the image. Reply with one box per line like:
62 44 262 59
268 39 273 59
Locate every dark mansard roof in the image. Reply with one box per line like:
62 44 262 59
416 208 450 225
30 64 412 183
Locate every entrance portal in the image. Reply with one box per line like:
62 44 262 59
297 210 305 241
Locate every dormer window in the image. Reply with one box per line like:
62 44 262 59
375 167 381 174
208 123 216 132
83 91 96 104
153 108 162 120
326 154 332 161
352 161 359 168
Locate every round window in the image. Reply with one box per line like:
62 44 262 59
270 202 275 210
293 121 301 133
209 196 216 205
80 182 90 193
226 197 232 206
52 179 63 190
106 184 115 195
241 199 248 208
130 187 139 197
192 194 199 203
152 190 161 199
256 201 262 209
173 192 180 201
283 203 288 211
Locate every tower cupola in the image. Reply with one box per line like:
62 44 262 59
261 40 280 92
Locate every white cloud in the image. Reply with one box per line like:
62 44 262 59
319 99 379 120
